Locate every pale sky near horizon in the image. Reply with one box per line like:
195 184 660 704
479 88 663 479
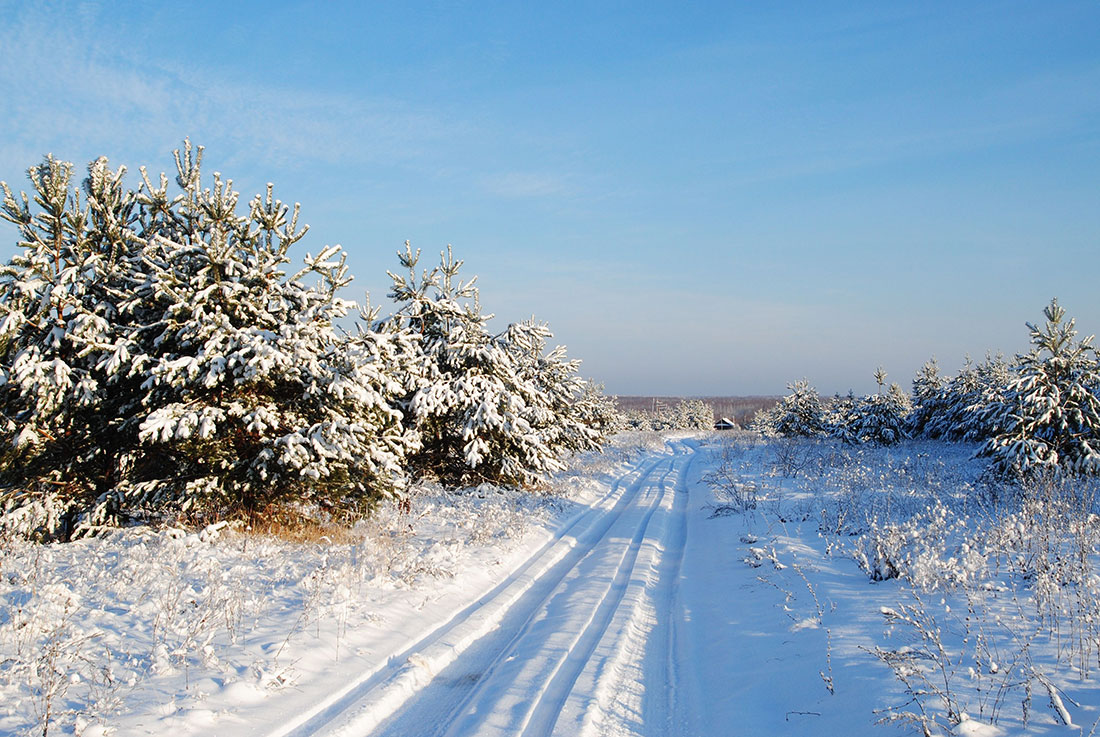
0 1 1097 396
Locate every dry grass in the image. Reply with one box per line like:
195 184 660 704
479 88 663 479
235 505 369 545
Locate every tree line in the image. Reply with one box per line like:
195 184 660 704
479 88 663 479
0 143 617 540
752 298 1100 479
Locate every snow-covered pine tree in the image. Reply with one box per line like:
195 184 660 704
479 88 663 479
843 369 911 445
749 405 779 436
920 354 1010 442
907 357 945 438
645 399 677 431
765 380 827 437
500 318 604 458
620 408 653 431
978 299 1100 477
674 399 714 430
0 143 419 539
572 382 624 437
388 243 600 487
823 390 859 441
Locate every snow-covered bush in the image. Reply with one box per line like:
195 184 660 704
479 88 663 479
703 435 761 512
387 243 605 487
752 380 826 438
0 143 419 539
860 469 1100 732
977 299 1100 477
853 502 983 587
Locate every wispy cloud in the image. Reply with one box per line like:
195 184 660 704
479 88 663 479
0 2 459 178
479 171 570 198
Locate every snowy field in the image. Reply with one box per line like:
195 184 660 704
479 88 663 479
4 432 1100 736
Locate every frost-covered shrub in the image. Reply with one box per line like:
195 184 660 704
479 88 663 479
853 502 984 588
0 143 419 539
752 380 826 438
864 470 1100 730
977 299 1100 478
387 244 605 487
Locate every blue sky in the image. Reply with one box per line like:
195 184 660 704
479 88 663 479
1 1 1097 395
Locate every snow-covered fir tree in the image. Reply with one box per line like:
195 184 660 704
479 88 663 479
912 354 1010 442
500 318 605 458
841 369 912 446
675 399 714 430
573 382 624 437
387 243 605 487
977 299 1100 477
823 391 859 438
752 380 827 437
907 357 945 438
0 144 419 539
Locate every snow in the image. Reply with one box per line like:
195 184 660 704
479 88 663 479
4 431 1100 735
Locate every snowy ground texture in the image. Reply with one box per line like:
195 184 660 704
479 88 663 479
4 432 1100 736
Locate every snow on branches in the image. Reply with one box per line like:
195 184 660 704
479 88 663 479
753 373 910 446
0 143 622 540
751 380 827 438
0 143 420 539
387 243 608 487
759 300 1100 480
0 145 615 539
977 299 1100 478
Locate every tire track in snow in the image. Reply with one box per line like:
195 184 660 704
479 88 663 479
364 440 694 737
560 440 697 737
429 459 677 734
664 440 698 737
504 453 681 737
275 446 679 737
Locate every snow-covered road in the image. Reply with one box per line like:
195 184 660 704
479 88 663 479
278 438 701 737
11 435 1095 735
84 435 894 736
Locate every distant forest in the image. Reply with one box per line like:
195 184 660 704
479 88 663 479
613 396 780 426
